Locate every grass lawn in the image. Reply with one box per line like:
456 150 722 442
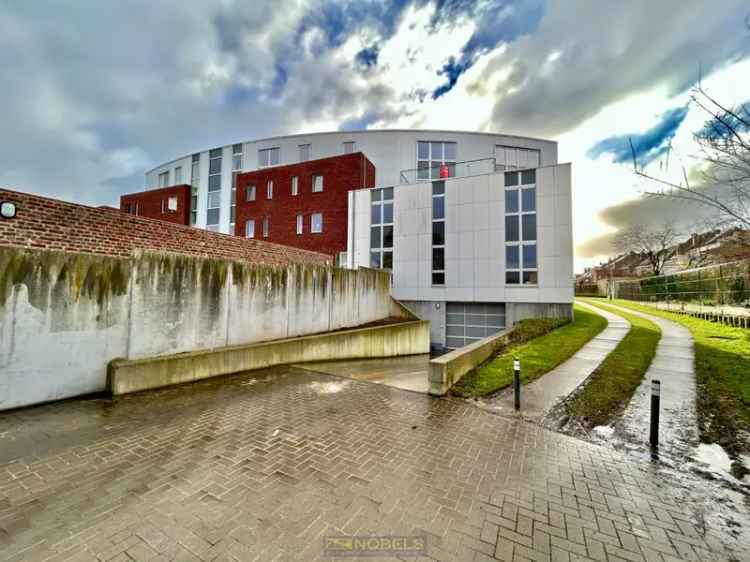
609 299 750 456
452 304 608 397
568 300 661 427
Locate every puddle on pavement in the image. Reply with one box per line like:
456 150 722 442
308 380 351 395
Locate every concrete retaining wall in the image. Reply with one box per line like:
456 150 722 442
109 319 430 395
428 327 515 395
0 247 408 410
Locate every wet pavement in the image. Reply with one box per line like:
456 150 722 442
1 366 748 561
598 302 699 463
295 354 430 394
472 301 630 420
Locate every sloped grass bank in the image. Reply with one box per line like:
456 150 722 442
453 305 607 397
567 300 661 427
611 299 750 457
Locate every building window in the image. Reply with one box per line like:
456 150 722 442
230 144 243 233
431 181 446 284
246 184 256 201
370 187 394 269
161 196 178 213
126 202 139 215
174 167 182 184
296 214 303 235
206 148 222 230
266 180 273 199
311 213 323 234
262 217 269 238
504 170 537 285
343 141 356 154
158 171 169 187
495 146 540 171
417 141 456 180
190 154 199 225
245 219 255 238
258 147 280 168
299 144 311 162
312 174 323 193
291 176 299 196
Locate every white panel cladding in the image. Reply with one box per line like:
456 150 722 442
345 164 572 304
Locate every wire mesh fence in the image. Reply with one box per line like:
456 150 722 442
615 260 750 306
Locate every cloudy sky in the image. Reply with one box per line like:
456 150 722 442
1 1 749 270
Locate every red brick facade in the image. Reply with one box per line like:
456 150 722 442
120 184 191 226
234 153 375 258
0 188 329 266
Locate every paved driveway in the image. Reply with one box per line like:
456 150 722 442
0 367 746 562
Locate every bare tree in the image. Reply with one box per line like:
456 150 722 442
612 222 679 276
631 85 750 230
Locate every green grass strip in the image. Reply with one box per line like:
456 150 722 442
608 299 750 455
453 304 607 397
568 300 660 426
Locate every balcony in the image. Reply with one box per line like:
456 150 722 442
398 157 497 184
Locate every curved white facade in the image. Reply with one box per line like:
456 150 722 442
144 129 558 235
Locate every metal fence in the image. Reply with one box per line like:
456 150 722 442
614 260 750 306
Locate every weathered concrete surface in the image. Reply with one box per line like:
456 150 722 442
0 367 746 561
296 354 430 393
429 327 515 396
605 302 699 460
108 320 430 395
0 247 406 410
474 301 630 419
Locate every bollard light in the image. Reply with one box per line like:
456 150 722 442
513 358 521 411
650 380 660 448
0 201 16 219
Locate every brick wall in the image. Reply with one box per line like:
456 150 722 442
234 152 375 258
120 184 191 226
0 188 330 266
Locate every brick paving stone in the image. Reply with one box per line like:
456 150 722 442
0 366 747 562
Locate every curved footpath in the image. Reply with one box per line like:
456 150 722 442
477 300 630 419
600 302 698 459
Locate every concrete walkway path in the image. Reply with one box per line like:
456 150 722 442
602 302 698 459
475 301 630 419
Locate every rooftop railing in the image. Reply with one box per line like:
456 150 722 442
398 157 497 185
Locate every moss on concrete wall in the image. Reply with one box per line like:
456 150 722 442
0 247 130 308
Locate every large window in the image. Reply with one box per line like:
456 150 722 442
190 153 199 225
291 176 299 195
296 214 303 235
495 146 540 171
258 147 280 168
245 219 255 238
417 141 456 180
299 144 311 162
206 148 222 231
431 181 446 284
343 141 356 154
230 144 242 233
504 169 537 285
370 187 393 269
312 174 323 193
246 184 256 201
158 171 169 187
311 213 323 233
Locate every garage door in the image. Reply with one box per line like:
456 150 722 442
445 302 506 349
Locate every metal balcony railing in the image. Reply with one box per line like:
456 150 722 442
398 157 497 184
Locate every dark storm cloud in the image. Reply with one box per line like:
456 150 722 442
480 1 750 137
587 106 689 166
576 190 721 259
